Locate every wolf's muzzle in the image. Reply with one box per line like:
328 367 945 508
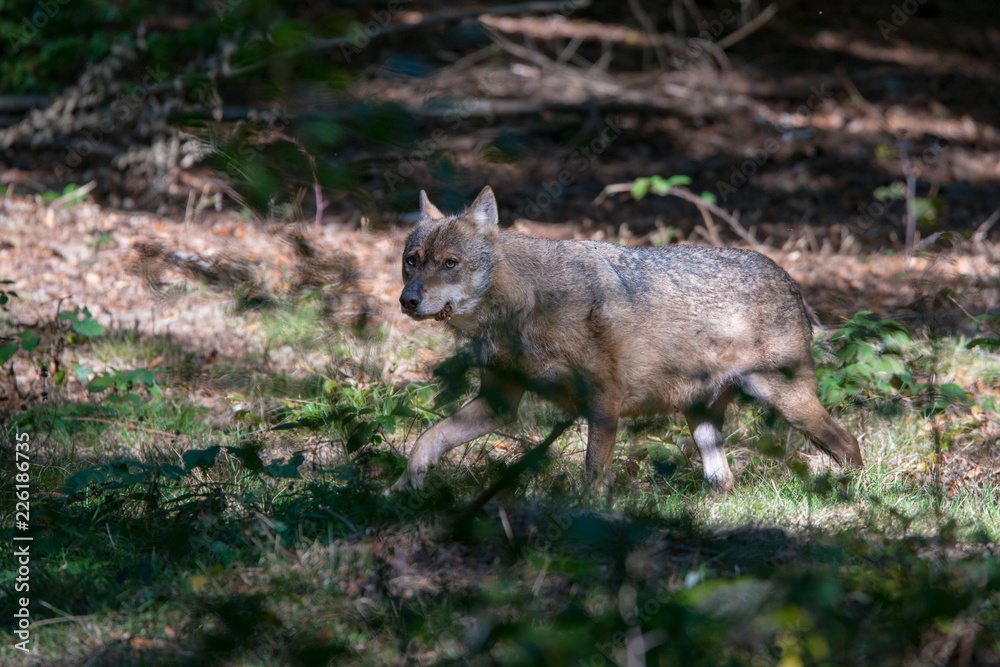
400 280 423 312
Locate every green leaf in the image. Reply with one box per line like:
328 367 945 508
874 181 906 202
648 175 672 196
305 118 343 146
158 464 186 480
700 191 717 205
61 466 111 495
631 177 651 200
75 365 95 383
967 337 1000 352
87 374 114 393
226 445 265 472
265 452 304 479
938 383 969 404
390 404 418 418
183 446 221 472
271 418 307 431
665 174 692 187
234 409 263 425
122 368 155 387
19 330 41 351
0 342 18 365
73 318 104 337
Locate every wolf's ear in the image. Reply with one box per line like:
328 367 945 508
467 186 498 231
419 190 444 222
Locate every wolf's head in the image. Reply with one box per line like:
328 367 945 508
400 186 499 324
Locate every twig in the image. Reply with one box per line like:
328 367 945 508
479 14 684 49
693 195 722 245
898 140 918 255
60 416 184 439
627 0 669 70
947 294 999 335
679 0 708 32
802 298 824 331
324 508 363 538
47 181 96 209
482 25 621 96
269 132 324 228
594 182 753 244
592 182 636 204
495 430 544 454
716 3 779 51
452 419 574 534
973 209 999 244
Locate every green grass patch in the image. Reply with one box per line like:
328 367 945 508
2 304 998 665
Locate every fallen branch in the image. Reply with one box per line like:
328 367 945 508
481 24 622 96
107 1 596 103
59 416 188 440
452 419 575 535
413 95 754 121
0 95 52 113
479 14 685 49
227 0 592 79
716 3 779 51
594 182 753 245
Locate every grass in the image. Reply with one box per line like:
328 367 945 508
1 292 998 666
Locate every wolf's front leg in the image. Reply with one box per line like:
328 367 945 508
392 374 523 491
584 397 622 506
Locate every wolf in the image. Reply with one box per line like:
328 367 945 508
393 186 862 497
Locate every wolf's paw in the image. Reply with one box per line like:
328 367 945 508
385 465 427 496
706 470 735 494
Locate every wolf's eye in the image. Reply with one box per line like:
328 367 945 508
444 259 458 269
405 256 417 267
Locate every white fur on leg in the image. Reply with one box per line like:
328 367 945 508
692 422 735 492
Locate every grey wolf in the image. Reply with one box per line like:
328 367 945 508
393 186 862 497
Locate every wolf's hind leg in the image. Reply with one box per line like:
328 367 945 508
684 397 734 492
392 373 523 491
